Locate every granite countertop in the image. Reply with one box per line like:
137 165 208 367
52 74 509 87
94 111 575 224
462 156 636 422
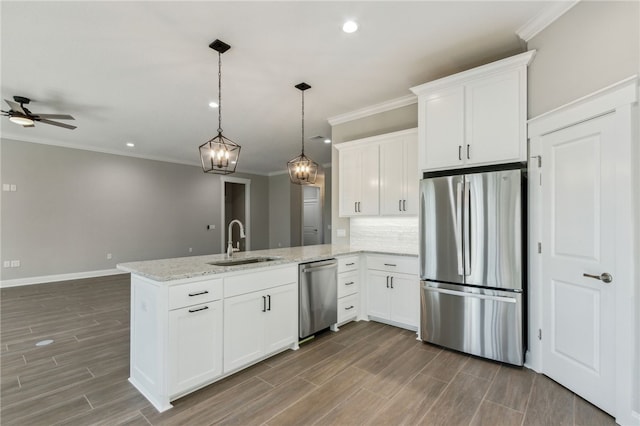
117 243 417 282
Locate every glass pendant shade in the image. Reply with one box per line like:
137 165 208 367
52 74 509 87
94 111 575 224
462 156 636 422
199 132 240 174
200 39 240 174
288 82 318 185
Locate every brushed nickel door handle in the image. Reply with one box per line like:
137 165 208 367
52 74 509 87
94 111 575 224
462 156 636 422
583 272 613 283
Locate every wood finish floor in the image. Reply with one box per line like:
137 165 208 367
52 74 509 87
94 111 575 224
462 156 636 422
1 274 615 426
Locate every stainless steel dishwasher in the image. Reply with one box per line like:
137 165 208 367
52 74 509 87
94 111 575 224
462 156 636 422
299 258 338 339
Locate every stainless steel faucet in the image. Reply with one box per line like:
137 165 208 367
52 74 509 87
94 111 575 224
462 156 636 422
226 219 246 258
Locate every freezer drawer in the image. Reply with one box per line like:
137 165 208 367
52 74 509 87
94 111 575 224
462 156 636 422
420 281 523 365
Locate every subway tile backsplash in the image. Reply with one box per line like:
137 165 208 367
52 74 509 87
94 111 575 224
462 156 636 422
350 217 419 254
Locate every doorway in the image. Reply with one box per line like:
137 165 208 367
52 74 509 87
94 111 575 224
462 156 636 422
302 185 323 246
221 177 251 253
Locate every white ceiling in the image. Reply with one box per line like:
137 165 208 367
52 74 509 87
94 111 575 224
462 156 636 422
1 1 550 175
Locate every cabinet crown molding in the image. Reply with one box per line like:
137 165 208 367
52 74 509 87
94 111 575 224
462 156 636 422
334 128 418 151
410 51 536 96
328 95 417 126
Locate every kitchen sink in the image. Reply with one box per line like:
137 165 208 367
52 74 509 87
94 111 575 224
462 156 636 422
207 256 283 267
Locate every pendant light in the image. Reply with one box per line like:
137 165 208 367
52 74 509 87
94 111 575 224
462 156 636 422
287 82 318 185
199 39 241 174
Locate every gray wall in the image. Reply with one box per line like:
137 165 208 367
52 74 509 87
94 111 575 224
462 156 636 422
527 1 640 118
0 139 269 281
268 167 331 249
330 104 418 244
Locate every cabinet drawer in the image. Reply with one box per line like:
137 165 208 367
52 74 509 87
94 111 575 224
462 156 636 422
224 265 297 298
338 271 359 298
337 294 359 324
366 255 418 275
338 256 359 273
169 279 223 310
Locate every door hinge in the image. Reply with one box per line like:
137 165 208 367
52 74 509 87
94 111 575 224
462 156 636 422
530 155 541 168
538 329 542 340
537 242 542 254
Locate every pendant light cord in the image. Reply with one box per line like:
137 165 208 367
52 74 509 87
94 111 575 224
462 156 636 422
218 51 223 134
301 89 305 155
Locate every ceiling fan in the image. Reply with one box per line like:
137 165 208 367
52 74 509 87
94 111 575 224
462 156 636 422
2 96 76 130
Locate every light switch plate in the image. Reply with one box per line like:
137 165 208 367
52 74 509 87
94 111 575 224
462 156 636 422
10 184 17 192
2 184 10 192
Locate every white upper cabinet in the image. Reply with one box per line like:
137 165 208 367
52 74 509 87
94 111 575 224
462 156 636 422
411 51 535 172
338 143 379 217
379 130 419 215
337 128 418 217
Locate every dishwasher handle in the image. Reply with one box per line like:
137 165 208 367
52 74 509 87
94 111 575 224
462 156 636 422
301 262 337 274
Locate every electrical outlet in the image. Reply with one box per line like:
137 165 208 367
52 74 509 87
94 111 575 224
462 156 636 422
107 253 112 260
188 247 193 253
2 184 10 192
10 260 20 267
3 261 10 268
10 184 17 192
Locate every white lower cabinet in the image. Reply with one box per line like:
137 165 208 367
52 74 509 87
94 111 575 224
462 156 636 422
223 282 297 373
168 300 222 397
336 255 361 325
223 266 298 374
366 255 419 330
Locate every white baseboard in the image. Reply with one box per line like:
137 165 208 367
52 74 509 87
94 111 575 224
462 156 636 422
0 268 124 288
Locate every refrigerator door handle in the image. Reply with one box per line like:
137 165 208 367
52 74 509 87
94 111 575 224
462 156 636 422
422 285 517 304
456 181 464 276
464 179 471 276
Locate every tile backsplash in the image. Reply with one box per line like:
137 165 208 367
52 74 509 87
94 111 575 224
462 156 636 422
350 217 419 253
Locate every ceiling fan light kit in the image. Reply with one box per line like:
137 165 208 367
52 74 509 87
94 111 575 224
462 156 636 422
199 39 241 175
287 82 318 185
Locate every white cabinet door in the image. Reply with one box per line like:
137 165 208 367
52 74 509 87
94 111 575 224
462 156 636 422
339 147 361 217
421 86 464 171
465 69 522 166
367 270 391 320
388 274 419 328
168 301 222 396
264 283 297 355
359 144 380 215
223 291 265 373
380 136 406 215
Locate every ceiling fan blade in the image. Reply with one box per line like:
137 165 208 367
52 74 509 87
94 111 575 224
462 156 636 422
38 118 77 130
34 113 75 120
4 99 26 115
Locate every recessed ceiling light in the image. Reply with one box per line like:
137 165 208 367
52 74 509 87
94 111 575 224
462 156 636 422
343 20 358 33
126 142 135 148
324 139 332 144
209 101 219 108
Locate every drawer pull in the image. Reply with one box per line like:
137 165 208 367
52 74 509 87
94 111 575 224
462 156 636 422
384 263 397 267
188 306 209 313
262 296 267 312
345 305 355 310
345 262 355 266
188 290 209 297
345 281 355 286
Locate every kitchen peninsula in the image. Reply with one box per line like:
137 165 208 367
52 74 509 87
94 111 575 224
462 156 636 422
117 244 418 412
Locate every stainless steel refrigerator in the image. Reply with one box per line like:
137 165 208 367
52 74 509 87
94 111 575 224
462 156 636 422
419 165 525 365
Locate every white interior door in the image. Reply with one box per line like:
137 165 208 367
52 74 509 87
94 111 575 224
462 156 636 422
541 113 616 415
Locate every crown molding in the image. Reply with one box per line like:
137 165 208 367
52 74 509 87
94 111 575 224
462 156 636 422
327 94 417 126
517 0 580 42
334 127 418 150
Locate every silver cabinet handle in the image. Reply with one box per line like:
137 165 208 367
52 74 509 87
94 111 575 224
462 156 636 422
386 276 389 288
399 200 402 211
345 281 355 286
458 145 462 161
354 202 357 213
384 263 397 267
358 202 361 212
345 262 355 266
188 306 209 313
467 144 470 159
390 276 394 289
403 200 406 211
583 272 613 283
345 305 355 310
267 295 271 311
262 296 266 312
188 290 209 297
